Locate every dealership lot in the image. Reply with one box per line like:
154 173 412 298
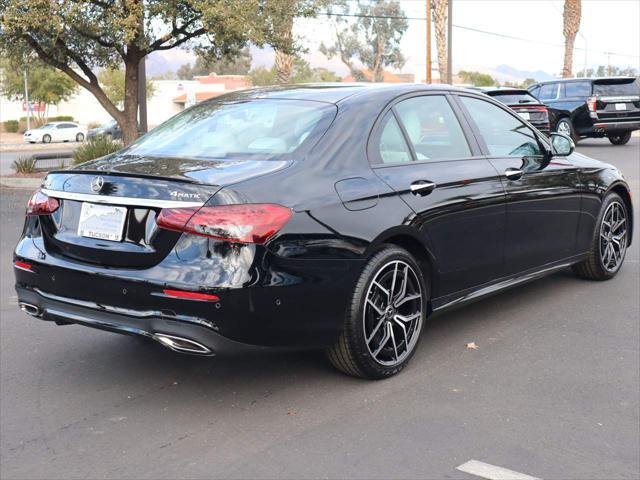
1 138 638 479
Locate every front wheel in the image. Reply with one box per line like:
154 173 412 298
327 246 428 379
608 132 632 145
572 192 629 280
42 134 51 144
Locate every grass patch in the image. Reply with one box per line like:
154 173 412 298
12 156 38 174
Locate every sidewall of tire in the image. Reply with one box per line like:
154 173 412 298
331 246 429 379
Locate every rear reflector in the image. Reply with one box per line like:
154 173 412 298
162 289 220 301
14 260 33 271
156 203 292 244
587 96 598 118
27 191 59 216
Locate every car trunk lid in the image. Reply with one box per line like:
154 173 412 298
592 78 640 121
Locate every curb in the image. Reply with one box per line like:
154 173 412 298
0 177 43 189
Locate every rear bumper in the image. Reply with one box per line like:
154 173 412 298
16 286 254 356
589 120 640 134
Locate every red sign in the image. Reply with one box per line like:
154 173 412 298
22 101 46 113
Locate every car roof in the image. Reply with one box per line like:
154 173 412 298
201 83 474 105
46 121 77 125
533 76 638 85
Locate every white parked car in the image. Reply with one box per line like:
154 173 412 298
24 122 87 144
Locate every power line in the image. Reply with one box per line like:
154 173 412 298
316 10 640 59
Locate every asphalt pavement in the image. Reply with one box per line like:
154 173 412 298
1 137 638 479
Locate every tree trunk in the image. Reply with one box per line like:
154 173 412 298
432 0 448 83
275 50 293 84
122 55 141 144
562 0 582 78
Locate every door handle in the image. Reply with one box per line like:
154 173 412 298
504 168 524 180
410 180 437 196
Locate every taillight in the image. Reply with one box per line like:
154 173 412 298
26 191 59 216
587 96 598 118
156 204 292 244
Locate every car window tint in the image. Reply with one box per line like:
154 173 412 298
538 83 557 100
459 96 543 157
376 112 413 164
564 82 592 97
394 95 471 161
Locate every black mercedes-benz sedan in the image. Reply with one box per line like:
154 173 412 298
14 84 633 379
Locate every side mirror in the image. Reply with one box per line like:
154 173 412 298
550 133 575 156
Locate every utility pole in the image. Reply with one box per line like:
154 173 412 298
426 0 432 83
23 70 30 131
446 0 453 84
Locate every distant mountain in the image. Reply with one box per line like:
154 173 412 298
146 50 195 77
494 65 556 82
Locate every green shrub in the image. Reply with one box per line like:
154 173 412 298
87 121 101 129
4 120 19 133
73 137 123 165
48 115 74 122
12 156 37 174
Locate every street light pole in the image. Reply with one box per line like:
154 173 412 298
23 70 31 131
446 0 453 84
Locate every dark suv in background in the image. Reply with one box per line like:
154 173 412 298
481 88 554 135
528 77 640 145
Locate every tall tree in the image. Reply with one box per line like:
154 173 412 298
0 1 323 144
320 0 408 82
1 60 77 122
562 0 582 78
431 0 448 83
177 48 252 79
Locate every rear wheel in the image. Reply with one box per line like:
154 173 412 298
327 246 427 379
556 118 577 142
76 132 85 142
42 134 51 144
572 193 629 280
608 132 632 145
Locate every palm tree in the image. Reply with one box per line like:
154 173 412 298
431 0 448 83
562 0 582 78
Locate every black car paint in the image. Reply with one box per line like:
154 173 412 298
528 77 640 138
14 84 634 353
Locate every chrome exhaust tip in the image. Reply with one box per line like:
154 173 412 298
152 333 214 356
19 302 43 318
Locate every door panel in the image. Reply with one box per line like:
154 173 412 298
456 94 581 274
369 94 507 297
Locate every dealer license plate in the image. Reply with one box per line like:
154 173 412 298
78 203 127 241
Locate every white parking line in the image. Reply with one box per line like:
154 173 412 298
456 460 541 480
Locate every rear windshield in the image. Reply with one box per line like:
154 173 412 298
488 92 539 104
125 99 337 161
593 78 640 96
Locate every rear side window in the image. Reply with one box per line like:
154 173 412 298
593 79 640 96
394 95 471 161
563 82 592 97
374 113 413 164
459 96 543 157
538 83 558 100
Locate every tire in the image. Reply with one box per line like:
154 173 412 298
42 134 51 144
608 132 632 146
327 245 428 379
556 118 577 143
76 133 85 142
572 192 629 280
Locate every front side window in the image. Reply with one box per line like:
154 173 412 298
375 113 413 164
459 96 543 157
125 99 336 161
538 83 558 100
394 95 471 161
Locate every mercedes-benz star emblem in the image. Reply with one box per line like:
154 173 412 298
90 176 105 193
